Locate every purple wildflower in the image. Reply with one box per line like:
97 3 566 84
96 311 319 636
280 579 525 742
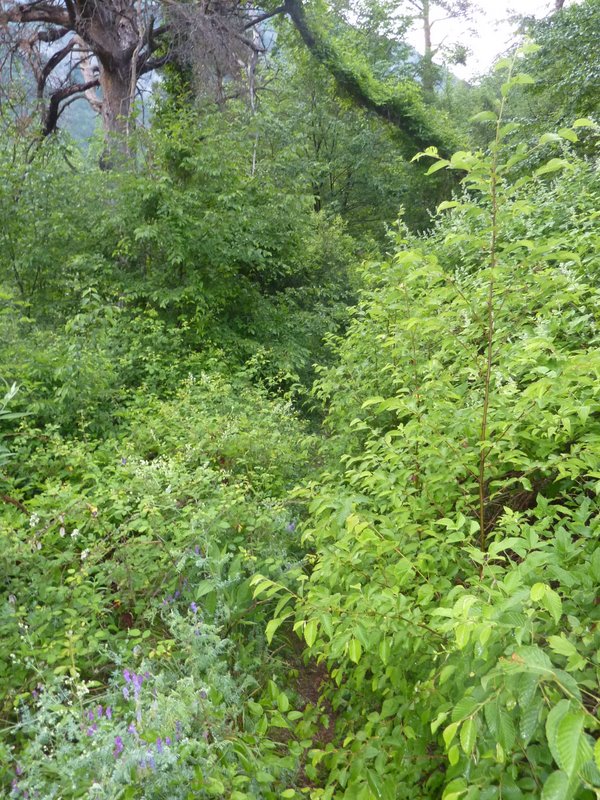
200 689 208 700
165 737 171 746
286 521 296 532
144 671 151 680
148 755 156 770
123 669 131 684
121 457 127 466
86 724 97 736
15 765 23 777
190 602 198 614
113 736 124 758
106 707 112 720
156 738 163 754
194 545 200 555
122 686 130 700
86 709 95 721
127 723 137 735
97 705 103 718
174 590 180 599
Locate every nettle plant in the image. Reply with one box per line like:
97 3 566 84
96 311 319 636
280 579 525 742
254 50 600 799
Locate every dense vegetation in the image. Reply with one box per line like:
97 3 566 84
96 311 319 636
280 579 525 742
1 2 600 799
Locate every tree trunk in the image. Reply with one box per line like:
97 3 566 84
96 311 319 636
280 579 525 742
98 61 133 168
420 0 436 99
100 61 133 136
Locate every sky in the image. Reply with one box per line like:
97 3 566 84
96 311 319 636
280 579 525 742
407 0 581 81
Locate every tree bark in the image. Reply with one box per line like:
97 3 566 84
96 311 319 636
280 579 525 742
420 0 436 98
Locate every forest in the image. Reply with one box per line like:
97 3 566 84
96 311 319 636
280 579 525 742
0 0 599 797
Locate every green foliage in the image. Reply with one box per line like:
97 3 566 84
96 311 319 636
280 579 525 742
256 61 600 799
0 380 21 469
1 369 317 797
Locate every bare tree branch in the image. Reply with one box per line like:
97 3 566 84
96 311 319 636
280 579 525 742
243 6 285 30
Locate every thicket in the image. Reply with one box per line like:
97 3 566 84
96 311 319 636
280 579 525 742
2 6 600 800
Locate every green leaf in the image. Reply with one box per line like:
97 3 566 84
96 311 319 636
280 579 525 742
460 718 477 755
442 778 468 800
379 637 391 665
541 771 570 800
348 638 362 664
558 128 578 143
265 611 292 645
546 700 571 767
437 201 461 213
535 158 570 177
556 711 592 776
520 698 542 745
443 721 460 750
542 589 562 624
548 636 578 659
470 110 497 123
539 133 562 145
595 739 600 771
304 619 318 648
448 744 460 766
426 160 450 175
530 583 547 601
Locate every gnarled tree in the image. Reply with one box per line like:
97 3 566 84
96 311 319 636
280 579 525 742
0 1 270 143
0 0 459 159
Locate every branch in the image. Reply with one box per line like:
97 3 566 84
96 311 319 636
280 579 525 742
43 77 99 135
39 37 76 94
35 25 71 43
0 1 71 28
138 52 171 75
283 0 459 156
243 6 285 30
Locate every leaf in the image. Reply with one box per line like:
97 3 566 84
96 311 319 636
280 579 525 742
265 611 292 645
304 619 318 648
498 708 516 751
348 638 362 664
460 718 477 755
546 700 571 767
448 744 460 766
556 711 592 776
530 583 547 601
443 721 460 749
535 158 570 177
431 711 449 734
542 589 562 624
471 110 497 123
379 637 391 665
558 128 578 143
548 636 578 659
426 160 450 175
541 771 570 800
437 201 461 213
595 739 600 771
455 623 470 649
539 133 562 145
520 697 542 745
442 778 468 800
573 118 596 128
